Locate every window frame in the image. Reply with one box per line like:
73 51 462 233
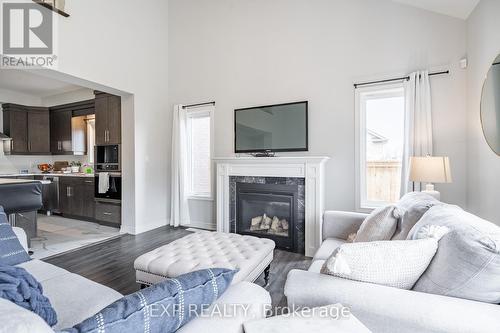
355 82 405 212
87 118 96 165
186 105 214 200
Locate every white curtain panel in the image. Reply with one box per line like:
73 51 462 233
401 70 433 195
170 104 191 227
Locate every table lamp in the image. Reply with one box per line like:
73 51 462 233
409 156 452 201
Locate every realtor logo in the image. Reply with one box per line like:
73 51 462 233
1 1 58 68
3 2 53 54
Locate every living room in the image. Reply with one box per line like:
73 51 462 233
0 0 499 332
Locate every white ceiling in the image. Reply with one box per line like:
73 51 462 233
0 69 82 98
392 0 480 19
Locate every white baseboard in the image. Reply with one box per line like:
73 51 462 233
126 218 170 235
181 220 216 231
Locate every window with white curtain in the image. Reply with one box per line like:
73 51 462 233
356 83 406 210
87 118 96 164
186 107 213 198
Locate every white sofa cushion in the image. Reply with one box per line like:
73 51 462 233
409 205 500 304
18 259 123 330
313 238 346 261
178 281 271 333
0 298 54 333
285 269 500 333
354 205 400 242
321 226 448 289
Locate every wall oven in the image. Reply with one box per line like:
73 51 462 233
95 145 121 172
95 173 121 202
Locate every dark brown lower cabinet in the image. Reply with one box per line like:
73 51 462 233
95 201 121 227
59 176 121 226
59 177 95 220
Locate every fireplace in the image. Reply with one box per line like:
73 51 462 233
236 182 298 252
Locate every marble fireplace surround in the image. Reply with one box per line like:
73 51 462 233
229 176 305 253
215 156 329 257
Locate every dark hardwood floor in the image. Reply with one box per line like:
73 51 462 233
44 226 311 307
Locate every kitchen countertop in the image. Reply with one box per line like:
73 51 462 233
0 173 95 178
0 178 38 185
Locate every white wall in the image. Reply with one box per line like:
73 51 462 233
49 0 170 234
168 0 468 228
466 0 500 225
42 88 94 107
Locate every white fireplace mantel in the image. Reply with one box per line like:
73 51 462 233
214 156 330 257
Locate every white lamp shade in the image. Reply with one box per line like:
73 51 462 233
409 156 452 184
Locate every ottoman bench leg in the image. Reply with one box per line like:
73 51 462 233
264 264 271 287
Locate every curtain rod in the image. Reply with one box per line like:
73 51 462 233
354 70 449 89
182 101 216 109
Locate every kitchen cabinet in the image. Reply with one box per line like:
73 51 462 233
49 99 93 155
95 201 121 226
27 111 51 153
50 110 72 153
2 104 50 154
59 177 95 220
95 92 121 145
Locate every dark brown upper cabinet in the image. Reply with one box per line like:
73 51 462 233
49 99 94 155
95 92 121 145
2 104 50 155
50 110 72 154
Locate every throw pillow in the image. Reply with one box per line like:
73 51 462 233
321 225 449 289
354 205 400 242
408 205 500 304
0 207 31 266
60 268 237 333
391 192 441 240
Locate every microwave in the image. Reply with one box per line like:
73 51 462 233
95 145 121 172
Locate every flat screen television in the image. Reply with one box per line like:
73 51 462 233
234 101 308 153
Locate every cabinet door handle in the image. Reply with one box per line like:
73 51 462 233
67 186 72 197
84 180 93 183
103 212 112 216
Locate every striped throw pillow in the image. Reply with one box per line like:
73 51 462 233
0 207 31 266
61 268 237 333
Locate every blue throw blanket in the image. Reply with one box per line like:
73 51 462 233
0 264 57 326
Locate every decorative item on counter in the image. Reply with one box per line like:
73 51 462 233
37 164 53 174
53 161 69 172
70 161 82 173
82 164 94 174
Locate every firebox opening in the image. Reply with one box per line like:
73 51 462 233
236 182 299 252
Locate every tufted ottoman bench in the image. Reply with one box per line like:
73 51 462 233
134 232 275 287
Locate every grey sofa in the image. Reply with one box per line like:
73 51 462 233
284 210 500 333
2 228 270 333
